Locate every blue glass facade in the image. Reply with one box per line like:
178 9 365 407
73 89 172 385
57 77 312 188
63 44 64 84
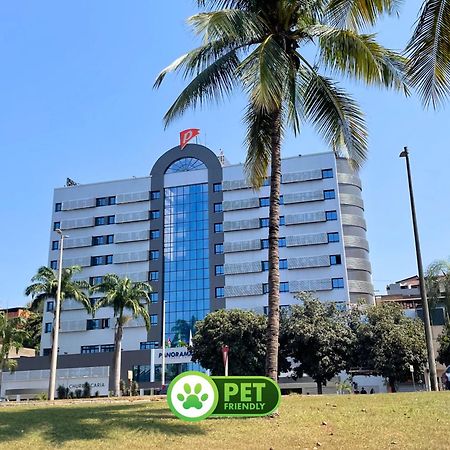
163 183 210 344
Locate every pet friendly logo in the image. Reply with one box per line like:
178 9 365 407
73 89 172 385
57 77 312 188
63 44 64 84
167 371 280 422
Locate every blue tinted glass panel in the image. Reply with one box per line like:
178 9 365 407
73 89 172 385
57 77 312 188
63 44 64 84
164 183 209 344
166 158 206 173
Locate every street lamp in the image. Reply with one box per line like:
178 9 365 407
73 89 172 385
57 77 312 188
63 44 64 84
48 229 68 400
399 147 438 391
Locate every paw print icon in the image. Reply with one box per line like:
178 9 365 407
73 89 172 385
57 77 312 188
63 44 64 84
168 371 219 421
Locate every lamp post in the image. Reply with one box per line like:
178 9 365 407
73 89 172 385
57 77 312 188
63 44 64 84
48 229 68 400
399 147 438 391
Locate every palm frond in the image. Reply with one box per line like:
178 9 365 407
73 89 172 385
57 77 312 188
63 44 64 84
239 35 291 111
243 102 275 187
315 26 409 93
299 66 368 168
406 0 450 108
325 0 402 30
162 50 240 126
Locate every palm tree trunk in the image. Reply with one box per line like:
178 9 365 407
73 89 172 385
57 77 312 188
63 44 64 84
265 108 282 382
113 323 123 397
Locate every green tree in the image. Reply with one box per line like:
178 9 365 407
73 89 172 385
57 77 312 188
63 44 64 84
191 309 268 375
25 266 91 314
437 322 450 365
154 0 407 380
406 0 450 108
353 303 427 392
425 259 450 322
93 274 152 396
0 313 28 398
22 309 43 352
284 295 354 394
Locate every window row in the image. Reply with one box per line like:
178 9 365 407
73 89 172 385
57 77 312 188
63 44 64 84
81 344 115 354
91 255 113 266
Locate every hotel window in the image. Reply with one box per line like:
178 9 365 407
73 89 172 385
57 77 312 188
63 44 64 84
107 215 115 224
279 216 285 226
53 221 60 231
280 282 289 292
46 301 54 312
261 239 269 249
150 210 160 220
262 283 269 294
95 216 106 226
262 261 269 271
214 223 223 233
43 348 51 356
96 196 116 207
214 243 224 254
279 195 284 205
150 315 158 326
213 183 222 192
332 278 345 289
87 318 110 330
149 292 159 303
150 191 160 200
149 271 159 281
260 218 269 228
55 203 62 212
50 260 57 270
44 323 52 333
140 341 159 350
89 276 104 286
322 168 333 179
327 232 339 243
106 255 113 264
81 345 100 354
150 250 160 261
279 237 286 247
215 287 224 298
215 265 224 276
326 210 338 221
214 203 223 213
93 234 114 245
52 241 58 250
100 344 115 352
330 255 342 265
150 230 160 240
259 197 270 207
106 234 114 244
324 189 336 200
91 255 113 266
279 259 288 270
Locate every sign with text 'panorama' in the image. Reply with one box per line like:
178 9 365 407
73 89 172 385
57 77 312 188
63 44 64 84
167 371 281 422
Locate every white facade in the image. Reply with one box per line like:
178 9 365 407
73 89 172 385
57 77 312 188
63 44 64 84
42 146 373 356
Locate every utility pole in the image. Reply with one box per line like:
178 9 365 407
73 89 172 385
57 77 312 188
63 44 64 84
48 229 67 400
399 147 438 391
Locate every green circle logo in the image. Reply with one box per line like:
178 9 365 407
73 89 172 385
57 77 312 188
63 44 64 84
167 371 218 422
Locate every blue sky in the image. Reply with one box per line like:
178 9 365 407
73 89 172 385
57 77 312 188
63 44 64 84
0 1 448 308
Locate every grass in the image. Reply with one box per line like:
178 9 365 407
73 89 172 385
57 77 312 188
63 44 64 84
0 392 449 449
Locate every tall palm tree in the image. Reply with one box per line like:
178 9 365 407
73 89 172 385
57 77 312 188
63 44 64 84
0 313 28 398
25 266 91 358
154 0 408 381
25 266 91 313
406 0 450 108
93 274 152 396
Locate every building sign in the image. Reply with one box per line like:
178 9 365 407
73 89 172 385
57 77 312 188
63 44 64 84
151 347 193 365
167 371 281 422
180 129 200 149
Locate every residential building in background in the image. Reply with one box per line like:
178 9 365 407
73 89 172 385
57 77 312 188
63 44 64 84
40 144 374 358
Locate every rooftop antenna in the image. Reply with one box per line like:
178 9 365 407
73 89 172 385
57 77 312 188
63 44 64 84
66 178 79 187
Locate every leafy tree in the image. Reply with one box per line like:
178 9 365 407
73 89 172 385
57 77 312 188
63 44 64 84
191 309 268 375
284 295 354 394
0 313 28 398
437 322 450 365
406 0 450 108
22 309 43 352
353 303 427 392
426 259 450 322
93 274 152 396
154 0 407 380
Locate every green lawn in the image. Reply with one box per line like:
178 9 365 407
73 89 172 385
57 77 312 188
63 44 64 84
0 392 448 449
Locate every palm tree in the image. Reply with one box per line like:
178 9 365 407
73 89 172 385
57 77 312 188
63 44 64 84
0 313 28 398
406 0 450 108
25 266 91 314
93 274 152 396
426 259 450 323
154 0 408 381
